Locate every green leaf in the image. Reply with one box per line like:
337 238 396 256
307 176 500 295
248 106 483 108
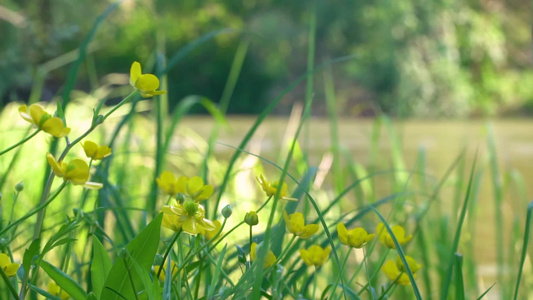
101 213 163 300
23 238 40 275
207 244 227 299
28 284 61 300
91 235 112 297
41 260 88 300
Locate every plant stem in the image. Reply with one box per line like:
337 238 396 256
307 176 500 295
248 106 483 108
363 247 375 300
277 235 297 263
33 91 138 240
331 247 352 300
249 225 253 261
157 230 181 278
0 267 18 299
0 129 40 157
313 267 318 299
0 182 67 238
103 90 139 120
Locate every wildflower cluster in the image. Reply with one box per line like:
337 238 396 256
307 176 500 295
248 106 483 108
376 222 422 286
0 61 165 296
158 173 217 235
0 60 429 299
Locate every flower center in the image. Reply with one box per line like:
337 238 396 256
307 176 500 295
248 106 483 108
184 201 199 216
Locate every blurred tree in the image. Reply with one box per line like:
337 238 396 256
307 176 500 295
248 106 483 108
1 0 532 117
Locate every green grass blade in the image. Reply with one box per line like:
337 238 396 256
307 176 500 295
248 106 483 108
440 152 478 300
477 283 496 300
212 53 358 218
207 244 227 299
369 207 423 300
512 200 533 300
454 254 465 300
486 124 505 299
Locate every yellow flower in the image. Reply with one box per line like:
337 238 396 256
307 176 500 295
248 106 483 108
129 61 166 98
202 220 222 240
337 223 375 248
283 211 319 239
382 256 422 286
256 174 295 201
250 242 277 268
162 200 216 235
382 260 411 286
156 172 214 201
46 154 103 189
299 245 331 267
376 222 413 249
48 281 70 300
153 260 178 282
396 255 422 274
0 253 19 277
82 140 112 160
18 104 71 138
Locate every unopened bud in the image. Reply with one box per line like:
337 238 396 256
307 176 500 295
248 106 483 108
15 182 24 192
176 193 186 203
244 211 259 226
221 205 232 218
94 115 105 125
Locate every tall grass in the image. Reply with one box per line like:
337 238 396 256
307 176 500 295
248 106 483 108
0 2 532 300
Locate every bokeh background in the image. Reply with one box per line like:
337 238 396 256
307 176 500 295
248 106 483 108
2 1 533 299
2 0 533 117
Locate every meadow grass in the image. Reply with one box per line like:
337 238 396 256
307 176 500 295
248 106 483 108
0 2 532 300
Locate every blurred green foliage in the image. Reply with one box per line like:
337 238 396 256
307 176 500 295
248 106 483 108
1 0 533 117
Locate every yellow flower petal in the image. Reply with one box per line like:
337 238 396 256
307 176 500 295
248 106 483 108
5 263 19 277
251 242 276 268
96 145 112 159
65 159 90 185
204 220 222 240
196 184 214 201
47 153 66 176
136 74 160 92
299 245 330 267
157 171 178 195
18 105 33 123
42 117 70 138
0 253 9 269
396 255 422 274
130 61 142 86
83 141 98 158
175 175 187 194
301 224 319 239
29 104 47 125
337 223 349 245
187 176 205 195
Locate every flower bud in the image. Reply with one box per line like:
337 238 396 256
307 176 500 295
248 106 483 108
94 115 105 125
15 182 24 192
221 204 232 218
176 193 186 203
244 211 259 226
